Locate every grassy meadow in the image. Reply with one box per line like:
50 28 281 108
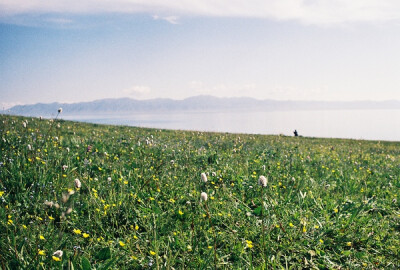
0 114 399 269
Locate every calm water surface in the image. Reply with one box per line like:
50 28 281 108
63 109 400 142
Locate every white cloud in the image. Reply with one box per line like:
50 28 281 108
153 14 179 24
2 0 400 25
122 85 151 98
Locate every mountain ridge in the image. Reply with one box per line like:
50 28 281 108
5 95 400 117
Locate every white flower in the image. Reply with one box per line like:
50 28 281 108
107 177 112 182
66 147 70 153
201 173 208 183
258 175 267 187
22 122 26 128
74 178 81 189
62 165 68 170
53 250 63 258
27 144 32 151
200 192 208 202
58 108 62 113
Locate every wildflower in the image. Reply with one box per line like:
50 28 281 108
346 242 352 247
83 233 89 238
201 172 208 183
135 225 139 230
178 210 184 215
258 175 267 187
52 250 63 261
200 192 208 202
319 239 324 244
208 245 213 249
334 208 338 213
289 223 294 227
27 144 32 151
246 240 254 248
39 235 45 240
0 191 4 197
62 165 68 170
38 249 45 256
73 229 82 235
58 108 62 113
48 215 54 220
74 178 81 189
150 251 156 256
187 245 192 251
22 122 27 128
119 241 125 247
66 207 73 214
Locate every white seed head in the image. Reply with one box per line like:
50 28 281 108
200 192 208 202
201 173 208 183
258 175 267 187
74 178 81 188
53 250 63 258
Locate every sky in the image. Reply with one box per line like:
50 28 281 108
2 1 400 109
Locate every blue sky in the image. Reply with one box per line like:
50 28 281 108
1 1 400 108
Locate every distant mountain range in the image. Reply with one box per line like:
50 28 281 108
5 95 400 117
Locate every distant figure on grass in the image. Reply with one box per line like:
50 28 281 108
293 130 298 137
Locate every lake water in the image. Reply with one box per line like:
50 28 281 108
63 109 400 142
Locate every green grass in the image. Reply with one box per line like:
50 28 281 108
0 114 399 269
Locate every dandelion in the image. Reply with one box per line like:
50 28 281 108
246 240 254 248
73 229 82 235
74 178 81 189
346 242 352 247
83 233 90 238
39 235 45 240
258 175 267 187
38 249 45 256
201 172 208 183
334 208 338 213
200 192 208 202
119 241 125 247
178 210 184 215
150 251 156 256
0 191 4 197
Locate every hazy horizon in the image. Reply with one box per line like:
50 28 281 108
2 1 400 110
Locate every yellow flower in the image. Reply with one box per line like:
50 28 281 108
131 255 138 260
7 219 13 225
334 208 338 213
48 216 54 220
346 242 352 247
150 251 156 256
52 256 62 262
289 223 294 227
135 225 139 230
38 249 45 256
246 240 253 248
73 229 82 235
39 235 45 240
0 191 4 197
83 233 90 238
124 180 128 185
208 245 213 249
319 239 324 244
302 226 307 233
22 225 27 229
119 241 125 247
178 210 183 215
